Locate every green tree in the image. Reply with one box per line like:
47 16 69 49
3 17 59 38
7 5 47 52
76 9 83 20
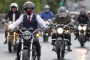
0 0 67 14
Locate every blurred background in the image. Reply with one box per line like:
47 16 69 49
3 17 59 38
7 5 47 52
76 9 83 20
0 0 90 19
0 0 90 13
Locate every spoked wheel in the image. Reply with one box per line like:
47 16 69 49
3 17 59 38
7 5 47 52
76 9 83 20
22 50 29 60
56 48 60 60
8 41 12 52
32 49 37 60
8 36 13 52
13 42 17 52
56 40 61 60
78 34 85 47
61 50 65 60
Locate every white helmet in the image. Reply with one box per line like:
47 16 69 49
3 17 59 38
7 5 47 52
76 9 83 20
58 6 67 12
10 3 18 10
44 5 50 12
44 5 50 9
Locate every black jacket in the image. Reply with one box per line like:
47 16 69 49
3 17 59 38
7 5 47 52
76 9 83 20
4 11 20 21
75 15 89 24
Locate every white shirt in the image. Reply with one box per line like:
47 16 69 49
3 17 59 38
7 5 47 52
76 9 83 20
13 14 47 29
13 13 15 23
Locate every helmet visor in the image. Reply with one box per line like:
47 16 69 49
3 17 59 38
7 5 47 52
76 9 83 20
44 8 49 12
59 12 67 17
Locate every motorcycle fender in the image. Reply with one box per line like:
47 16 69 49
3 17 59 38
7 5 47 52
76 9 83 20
23 46 29 49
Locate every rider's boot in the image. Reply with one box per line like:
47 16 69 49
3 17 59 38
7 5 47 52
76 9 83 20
4 39 7 44
37 56 41 60
67 45 72 51
52 46 56 51
74 36 78 40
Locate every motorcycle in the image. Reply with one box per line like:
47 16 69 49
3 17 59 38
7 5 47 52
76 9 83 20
52 24 71 60
18 27 40 60
42 28 49 42
77 24 88 47
42 20 51 42
5 21 18 52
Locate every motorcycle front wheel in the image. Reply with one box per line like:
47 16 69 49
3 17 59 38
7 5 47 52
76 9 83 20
43 35 48 42
78 34 85 47
22 50 29 60
8 36 13 52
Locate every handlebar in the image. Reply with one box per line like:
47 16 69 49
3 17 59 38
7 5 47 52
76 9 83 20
18 28 41 34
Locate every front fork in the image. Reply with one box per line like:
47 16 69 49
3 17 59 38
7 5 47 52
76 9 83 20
13 32 18 44
30 38 34 60
6 32 17 42
6 32 10 42
20 39 24 60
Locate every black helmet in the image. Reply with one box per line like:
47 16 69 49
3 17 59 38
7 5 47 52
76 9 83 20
23 1 34 10
80 9 86 15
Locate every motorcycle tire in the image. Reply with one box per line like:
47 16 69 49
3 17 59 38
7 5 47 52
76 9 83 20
32 46 37 60
78 34 85 47
61 40 65 60
56 47 60 60
61 50 65 60
13 43 17 52
8 36 13 52
43 35 48 42
80 41 85 47
22 50 29 60
8 41 12 52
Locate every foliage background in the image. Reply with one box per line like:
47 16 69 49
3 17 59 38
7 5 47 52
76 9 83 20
0 0 66 14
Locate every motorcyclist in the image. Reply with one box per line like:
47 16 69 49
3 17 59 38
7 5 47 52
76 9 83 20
39 5 54 36
74 9 90 40
12 1 47 60
1 3 20 44
52 6 72 51
40 5 54 21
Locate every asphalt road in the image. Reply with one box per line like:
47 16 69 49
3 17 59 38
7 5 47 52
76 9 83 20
0 31 90 60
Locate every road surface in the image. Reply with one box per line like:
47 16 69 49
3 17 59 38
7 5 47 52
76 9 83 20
0 31 90 60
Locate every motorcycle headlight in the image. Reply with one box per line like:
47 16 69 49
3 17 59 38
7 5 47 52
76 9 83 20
83 26 87 30
23 31 31 40
57 28 63 34
8 24 13 29
78 26 83 30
